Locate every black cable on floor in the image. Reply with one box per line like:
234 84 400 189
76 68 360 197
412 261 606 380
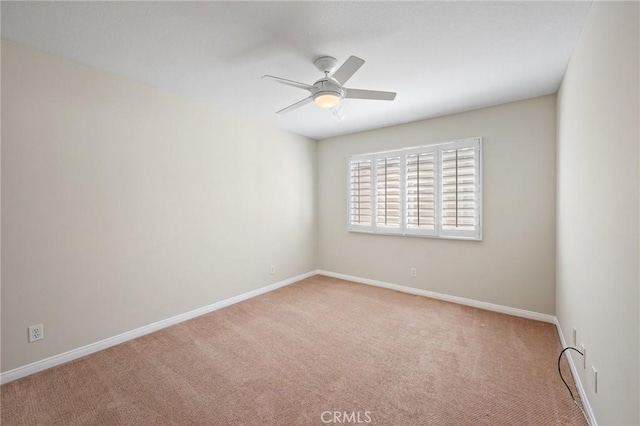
558 347 589 424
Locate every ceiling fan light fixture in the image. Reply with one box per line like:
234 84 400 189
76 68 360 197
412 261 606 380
314 93 341 109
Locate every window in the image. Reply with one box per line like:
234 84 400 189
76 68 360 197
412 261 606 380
347 137 482 240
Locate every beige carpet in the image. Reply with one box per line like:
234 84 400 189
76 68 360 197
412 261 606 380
1 275 586 425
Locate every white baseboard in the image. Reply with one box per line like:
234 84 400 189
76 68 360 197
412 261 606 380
317 270 556 323
554 320 598 426
0 270 317 385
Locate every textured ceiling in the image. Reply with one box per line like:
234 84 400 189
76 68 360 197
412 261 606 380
1 1 591 140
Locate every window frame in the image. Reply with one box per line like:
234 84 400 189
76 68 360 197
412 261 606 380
346 137 482 241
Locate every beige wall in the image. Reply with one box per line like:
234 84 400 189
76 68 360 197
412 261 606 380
1 40 317 372
318 95 557 315
556 2 639 424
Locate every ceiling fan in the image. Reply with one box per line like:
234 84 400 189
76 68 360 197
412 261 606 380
262 55 397 118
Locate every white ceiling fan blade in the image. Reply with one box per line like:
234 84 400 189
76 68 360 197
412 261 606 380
276 96 313 114
344 88 397 101
262 75 313 91
331 56 365 86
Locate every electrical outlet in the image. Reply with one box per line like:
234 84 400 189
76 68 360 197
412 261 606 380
572 328 577 346
581 344 586 369
410 267 417 278
269 265 275 275
28 324 44 343
592 366 598 393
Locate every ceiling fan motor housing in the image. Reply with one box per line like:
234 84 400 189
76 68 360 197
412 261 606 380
313 78 343 97
313 57 343 104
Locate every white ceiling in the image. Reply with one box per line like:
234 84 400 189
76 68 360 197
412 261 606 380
1 1 591 140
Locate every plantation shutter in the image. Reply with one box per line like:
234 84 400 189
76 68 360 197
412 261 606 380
375 154 402 233
346 137 481 240
405 147 437 236
439 138 481 239
347 155 373 231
